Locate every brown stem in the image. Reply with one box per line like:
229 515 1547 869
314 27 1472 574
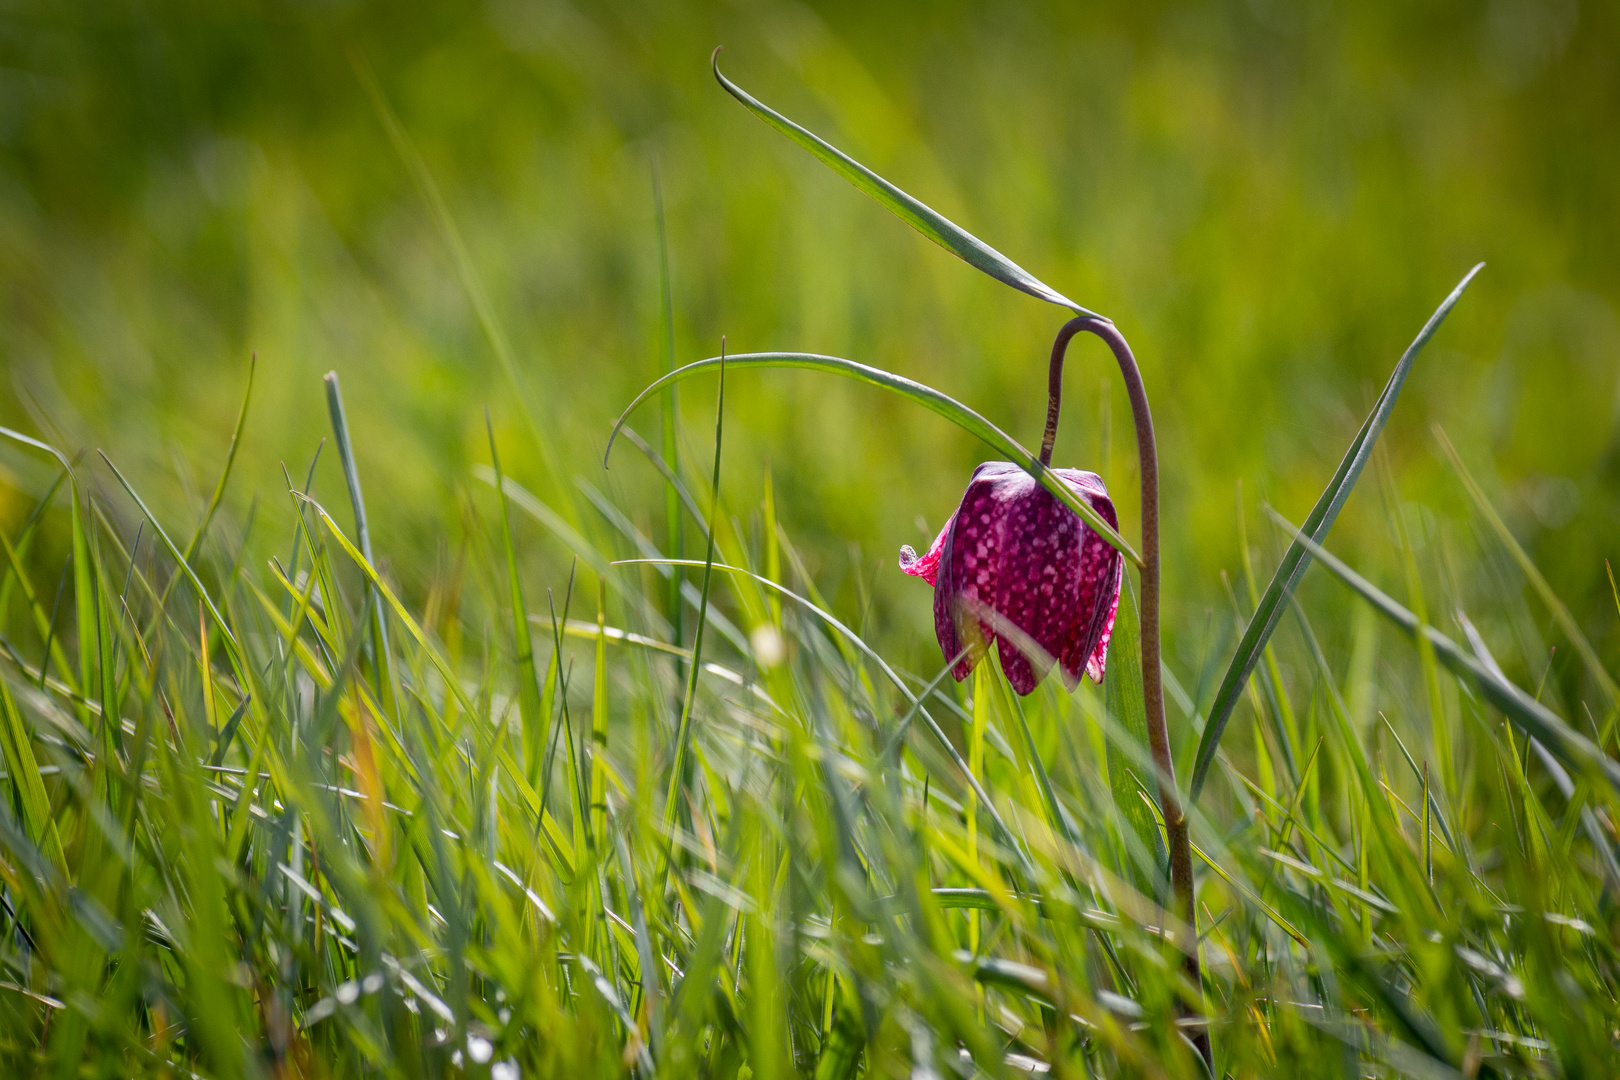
1046 316 1207 1062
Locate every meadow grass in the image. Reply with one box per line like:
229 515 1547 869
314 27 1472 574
0 44 1617 1080
0 321 1616 1078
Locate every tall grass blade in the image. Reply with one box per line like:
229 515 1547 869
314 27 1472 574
1104 574 1170 896
153 354 255 617
1435 425 1619 709
325 372 396 715
654 167 685 661
98 451 242 661
1188 264 1484 799
661 350 725 889
0 521 79 697
713 52 1099 318
1267 506 1620 792
487 410 548 780
619 556 1032 878
0 678 64 869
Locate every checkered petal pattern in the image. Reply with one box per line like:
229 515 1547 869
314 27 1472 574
900 462 1123 695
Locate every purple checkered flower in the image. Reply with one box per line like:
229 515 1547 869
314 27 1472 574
900 461 1123 696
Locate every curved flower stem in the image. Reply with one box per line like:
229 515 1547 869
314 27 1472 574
1046 317 1206 1059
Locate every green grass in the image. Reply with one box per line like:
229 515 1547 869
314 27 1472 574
0 325 1617 1076
0 10 1618 1075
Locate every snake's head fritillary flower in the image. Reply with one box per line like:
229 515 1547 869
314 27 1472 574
899 461 1123 696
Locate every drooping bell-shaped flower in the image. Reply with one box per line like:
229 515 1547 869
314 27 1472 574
900 461 1123 696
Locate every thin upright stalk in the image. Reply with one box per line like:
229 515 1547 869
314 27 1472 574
1044 317 1206 1059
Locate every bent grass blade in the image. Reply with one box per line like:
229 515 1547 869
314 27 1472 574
606 352 1140 568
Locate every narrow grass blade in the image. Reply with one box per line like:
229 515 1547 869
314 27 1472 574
1188 264 1484 799
0 678 65 869
606 351 1139 567
98 451 241 661
70 479 97 737
1378 451 1455 802
1236 486 1301 782
590 579 609 852
1435 425 1619 709
88 527 119 761
617 556 1032 877
1267 506 1620 793
487 411 548 779
325 372 396 715
714 52 1098 318
0 430 91 726
153 354 255 616
301 494 576 872
0 516 79 696
1104 574 1169 897
654 167 685 659
660 351 724 887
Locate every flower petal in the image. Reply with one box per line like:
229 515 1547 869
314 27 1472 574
918 463 1123 695
1084 563 1122 683
987 469 1082 695
936 465 1010 681
1053 470 1124 687
898 510 955 587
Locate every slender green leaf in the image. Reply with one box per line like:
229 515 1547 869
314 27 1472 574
325 372 397 718
300 493 576 872
607 351 1140 567
654 167 685 663
0 678 64 870
153 354 255 617
1435 425 1619 709
714 53 1099 318
98 451 242 660
487 411 547 780
1267 506 1620 793
616 555 1033 879
1104 574 1169 898
1188 264 1484 799
661 354 725 887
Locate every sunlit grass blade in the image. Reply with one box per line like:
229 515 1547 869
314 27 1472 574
660 351 724 890
1188 263 1484 799
0 515 79 697
0 677 64 869
618 555 1033 880
486 410 548 784
98 451 242 664
1104 575 1169 897
1236 486 1301 783
151 355 255 621
325 372 397 720
606 351 1140 567
299 493 576 873
654 166 685 663
1435 424 1619 710
713 52 1099 318
590 579 609 852
1266 505 1620 792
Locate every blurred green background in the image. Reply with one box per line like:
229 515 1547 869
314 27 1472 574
0 0 1615 688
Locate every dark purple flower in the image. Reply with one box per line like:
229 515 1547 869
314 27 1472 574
899 461 1123 696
